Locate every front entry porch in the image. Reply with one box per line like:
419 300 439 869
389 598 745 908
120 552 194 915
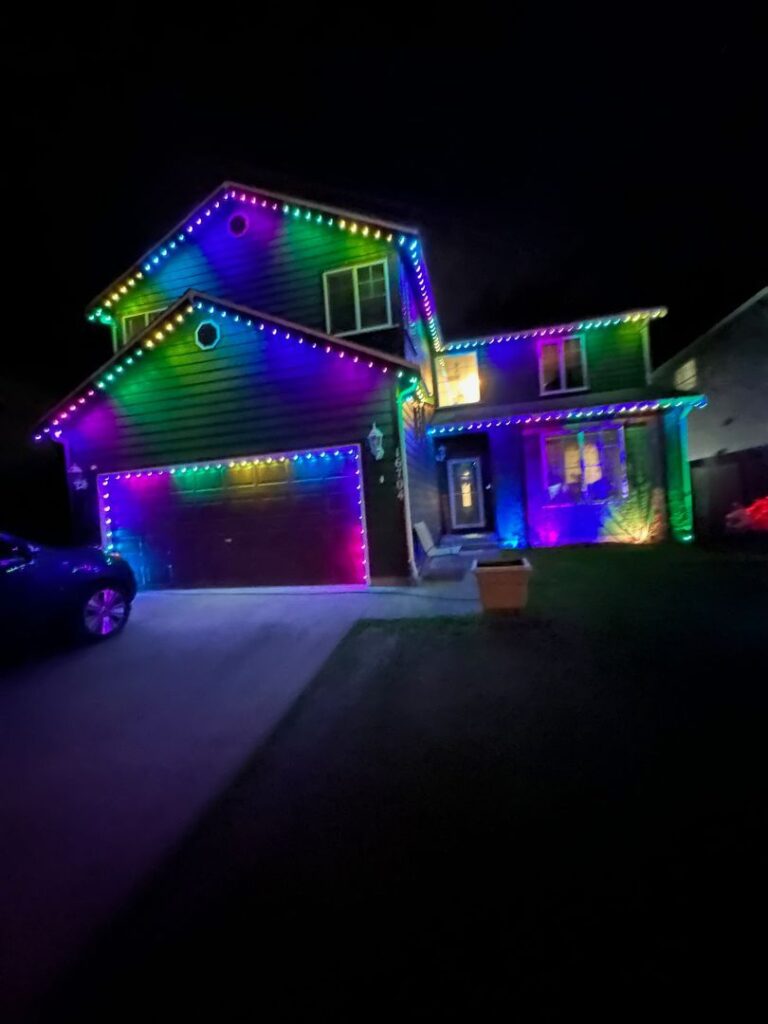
428 401 696 551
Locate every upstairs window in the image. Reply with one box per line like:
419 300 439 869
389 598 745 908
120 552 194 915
543 427 627 505
674 358 698 391
323 260 392 336
437 354 480 406
122 308 167 346
538 335 587 395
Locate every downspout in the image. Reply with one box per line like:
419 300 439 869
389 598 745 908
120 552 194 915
396 377 422 582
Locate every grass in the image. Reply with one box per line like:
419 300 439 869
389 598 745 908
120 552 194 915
44 545 766 1020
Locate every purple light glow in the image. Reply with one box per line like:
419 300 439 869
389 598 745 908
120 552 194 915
98 444 370 588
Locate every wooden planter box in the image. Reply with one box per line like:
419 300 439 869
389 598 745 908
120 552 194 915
473 557 533 612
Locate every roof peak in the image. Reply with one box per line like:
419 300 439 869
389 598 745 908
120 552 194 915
223 181 420 236
37 291 421 438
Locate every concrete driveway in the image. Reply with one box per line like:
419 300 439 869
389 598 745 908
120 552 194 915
0 582 477 1019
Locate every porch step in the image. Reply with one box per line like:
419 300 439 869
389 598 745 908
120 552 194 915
440 533 499 552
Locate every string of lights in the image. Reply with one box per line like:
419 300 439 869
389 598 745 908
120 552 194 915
87 186 443 350
36 296 418 441
444 308 668 351
98 445 370 582
427 395 706 435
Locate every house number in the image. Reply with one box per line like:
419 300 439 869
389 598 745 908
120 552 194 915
395 451 404 501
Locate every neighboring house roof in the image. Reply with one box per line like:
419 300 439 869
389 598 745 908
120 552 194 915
35 291 421 440
652 285 768 378
443 307 668 351
87 182 444 351
430 387 706 433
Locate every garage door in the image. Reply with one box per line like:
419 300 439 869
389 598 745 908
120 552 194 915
98 445 368 588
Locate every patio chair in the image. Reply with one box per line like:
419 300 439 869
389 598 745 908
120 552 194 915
414 521 462 558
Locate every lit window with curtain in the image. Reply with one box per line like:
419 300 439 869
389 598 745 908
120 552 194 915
437 354 480 406
543 427 627 504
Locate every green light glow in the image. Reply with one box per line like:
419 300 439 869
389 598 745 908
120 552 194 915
663 408 695 542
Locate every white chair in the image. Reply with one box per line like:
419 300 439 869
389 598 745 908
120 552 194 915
414 521 462 558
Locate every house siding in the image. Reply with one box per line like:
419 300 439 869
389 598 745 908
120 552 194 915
449 320 650 408
65 309 409 579
401 399 440 560
487 429 528 547
401 269 435 396
652 288 768 461
110 206 404 355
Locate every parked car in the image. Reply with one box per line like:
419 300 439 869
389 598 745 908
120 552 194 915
0 533 137 640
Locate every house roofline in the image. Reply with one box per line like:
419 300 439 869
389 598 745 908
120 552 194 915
652 285 768 374
443 307 668 350
35 291 421 437
429 392 707 434
86 181 421 316
223 182 420 236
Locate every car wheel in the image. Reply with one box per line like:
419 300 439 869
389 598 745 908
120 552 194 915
80 584 131 640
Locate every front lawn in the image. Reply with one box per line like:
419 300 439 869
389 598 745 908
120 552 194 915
45 545 766 1020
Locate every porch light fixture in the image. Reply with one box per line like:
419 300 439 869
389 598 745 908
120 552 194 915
367 422 384 461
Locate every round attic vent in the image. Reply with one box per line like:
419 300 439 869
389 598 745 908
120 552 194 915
228 213 248 236
195 321 220 350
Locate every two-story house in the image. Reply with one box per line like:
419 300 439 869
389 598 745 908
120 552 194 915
652 286 767 536
34 183 706 587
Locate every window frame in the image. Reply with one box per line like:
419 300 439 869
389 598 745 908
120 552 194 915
121 307 168 346
673 358 698 392
539 425 628 506
537 333 589 396
436 352 481 407
322 259 393 337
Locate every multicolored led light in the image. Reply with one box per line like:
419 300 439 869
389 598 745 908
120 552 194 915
444 308 668 351
36 294 418 441
98 444 370 584
428 395 706 435
87 184 444 349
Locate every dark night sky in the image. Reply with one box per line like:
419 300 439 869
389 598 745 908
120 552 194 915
3 19 766 442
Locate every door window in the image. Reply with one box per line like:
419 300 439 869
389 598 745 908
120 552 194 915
447 458 485 529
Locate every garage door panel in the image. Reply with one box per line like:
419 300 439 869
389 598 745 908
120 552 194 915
99 446 367 588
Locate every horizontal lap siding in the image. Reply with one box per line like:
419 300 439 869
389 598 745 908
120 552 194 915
585 322 648 391
523 417 666 546
111 206 403 349
401 400 440 557
67 311 409 578
472 322 649 405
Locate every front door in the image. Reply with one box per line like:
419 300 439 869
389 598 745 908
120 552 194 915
447 457 486 530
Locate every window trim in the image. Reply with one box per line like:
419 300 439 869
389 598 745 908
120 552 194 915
195 320 220 351
121 307 168 346
537 333 589 396
322 259 393 337
673 357 698 392
539 425 628 507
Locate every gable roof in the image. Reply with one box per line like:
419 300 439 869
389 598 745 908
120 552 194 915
652 285 768 376
87 181 444 351
443 307 668 351
36 291 421 441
